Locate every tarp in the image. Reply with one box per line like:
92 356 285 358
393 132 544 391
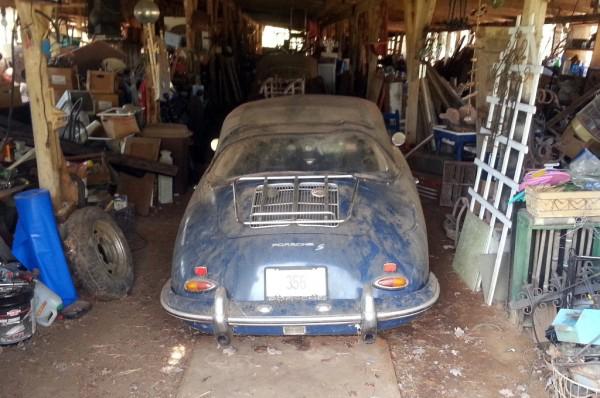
12 189 78 306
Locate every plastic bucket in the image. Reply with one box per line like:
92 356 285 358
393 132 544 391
0 283 35 345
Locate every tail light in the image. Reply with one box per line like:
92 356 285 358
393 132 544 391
194 266 207 275
184 277 217 293
373 276 409 290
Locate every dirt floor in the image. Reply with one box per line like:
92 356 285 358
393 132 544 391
0 195 549 398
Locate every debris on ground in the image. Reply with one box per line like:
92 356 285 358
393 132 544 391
223 346 236 356
453 327 466 338
449 368 463 377
267 347 282 355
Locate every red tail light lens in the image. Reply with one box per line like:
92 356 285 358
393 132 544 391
184 277 217 293
195 266 207 275
383 263 397 272
373 276 409 290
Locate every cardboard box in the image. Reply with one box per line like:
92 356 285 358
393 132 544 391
0 85 23 109
98 108 140 139
47 67 75 104
91 93 119 112
87 70 116 93
557 125 587 159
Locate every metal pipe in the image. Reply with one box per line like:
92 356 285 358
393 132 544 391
405 134 434 158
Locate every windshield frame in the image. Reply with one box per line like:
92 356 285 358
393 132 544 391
206 130 400 182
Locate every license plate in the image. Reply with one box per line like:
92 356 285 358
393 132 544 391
265 267 327 300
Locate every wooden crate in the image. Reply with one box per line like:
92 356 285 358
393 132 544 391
525 186 600 218
439 161 477 207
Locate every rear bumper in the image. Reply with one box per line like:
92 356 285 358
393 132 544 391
160 272 439 342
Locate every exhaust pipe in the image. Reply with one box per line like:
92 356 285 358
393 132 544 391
212 287 232 346
216 334 231 346
360 284 377 344
362 332 376 344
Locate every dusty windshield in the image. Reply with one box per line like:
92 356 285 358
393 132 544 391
212 132 394 178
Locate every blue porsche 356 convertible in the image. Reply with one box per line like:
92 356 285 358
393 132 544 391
161 95 439 344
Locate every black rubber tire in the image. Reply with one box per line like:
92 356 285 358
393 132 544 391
63 206 134 301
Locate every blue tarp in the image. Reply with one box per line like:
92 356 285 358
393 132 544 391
12 189 78 306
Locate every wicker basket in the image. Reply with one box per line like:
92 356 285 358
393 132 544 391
525 186 600 218
549 360 600 398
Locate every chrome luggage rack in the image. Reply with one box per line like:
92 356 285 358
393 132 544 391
233 175 357 228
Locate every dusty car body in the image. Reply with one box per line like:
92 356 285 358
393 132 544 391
161 95 439 344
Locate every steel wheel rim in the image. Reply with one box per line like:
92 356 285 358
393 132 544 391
92 219 128 279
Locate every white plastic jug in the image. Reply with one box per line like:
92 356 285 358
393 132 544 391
158 150 173 204
33 281 62 327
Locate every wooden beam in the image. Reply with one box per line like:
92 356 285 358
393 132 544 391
522 0 548 63
522 0 548 99
184 0 199 72
403 0 436 144
319 0 371 28
387 11 600 34
16 0 71 209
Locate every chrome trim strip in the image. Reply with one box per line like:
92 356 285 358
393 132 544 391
161 273 440 326
372 274 410 290
238 175 354 181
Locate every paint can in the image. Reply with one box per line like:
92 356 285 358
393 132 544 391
0 281 35 345
113 194 128 211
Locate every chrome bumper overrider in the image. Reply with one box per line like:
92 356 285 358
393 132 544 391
160 272 439 344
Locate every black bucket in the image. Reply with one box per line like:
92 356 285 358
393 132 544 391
0 282 35 345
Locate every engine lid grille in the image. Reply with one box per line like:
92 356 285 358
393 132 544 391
247 177 342 228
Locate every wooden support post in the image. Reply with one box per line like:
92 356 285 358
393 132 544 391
16 0 73 210
522 0 548 60
521 0 548 98
184 0 199 72
365 5 379 98
591 24 600 69
403 0 436 144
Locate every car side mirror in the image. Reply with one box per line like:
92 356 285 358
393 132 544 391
210 138 219 152
391 132 406 147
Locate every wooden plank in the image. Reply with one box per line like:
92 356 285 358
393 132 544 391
545 85 600 129
107 153 178 177
65 152 179 177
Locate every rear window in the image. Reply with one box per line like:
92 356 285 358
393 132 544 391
212 132 393 178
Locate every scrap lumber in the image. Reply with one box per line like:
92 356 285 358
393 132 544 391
545 85 600 130
404 0 437 144
426 65 464 107
66 152 178 177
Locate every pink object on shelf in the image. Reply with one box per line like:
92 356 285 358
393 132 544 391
519 169 571 191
